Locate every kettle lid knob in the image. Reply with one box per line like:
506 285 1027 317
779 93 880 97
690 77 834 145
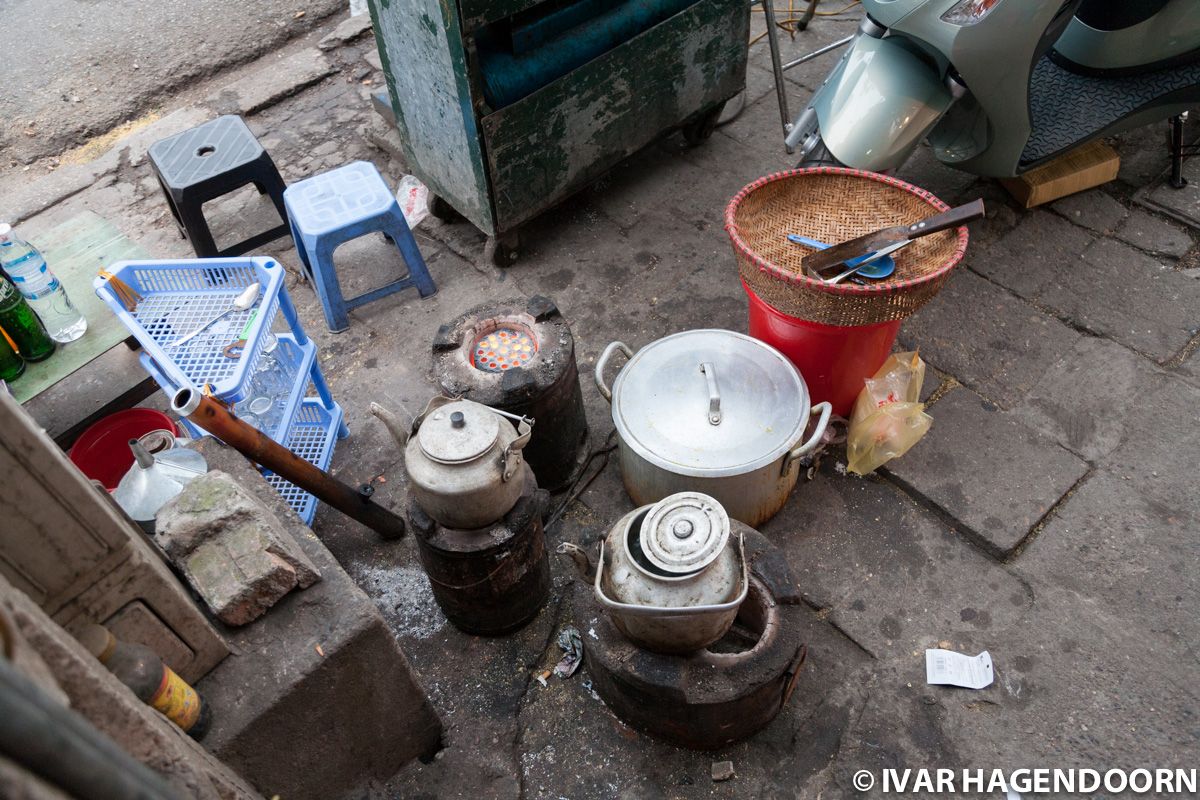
450 411 465 429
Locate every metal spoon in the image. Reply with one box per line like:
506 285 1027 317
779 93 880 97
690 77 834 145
169 283 260 347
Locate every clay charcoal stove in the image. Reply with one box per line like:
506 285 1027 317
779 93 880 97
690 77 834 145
574 527 808 749
432 296 587 492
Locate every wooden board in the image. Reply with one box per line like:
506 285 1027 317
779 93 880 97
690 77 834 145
1001 140 1120 208
481 0 749 232
10 211 148 403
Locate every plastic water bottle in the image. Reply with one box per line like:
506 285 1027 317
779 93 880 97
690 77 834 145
0 223 87 343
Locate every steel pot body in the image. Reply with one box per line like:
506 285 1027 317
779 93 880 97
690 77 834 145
375 396 533 529
595 331 832 529
595 499 748 655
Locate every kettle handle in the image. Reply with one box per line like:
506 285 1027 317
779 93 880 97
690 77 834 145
782 401 832 475
594 341 634 403
593 534 749 616
498 411 534 481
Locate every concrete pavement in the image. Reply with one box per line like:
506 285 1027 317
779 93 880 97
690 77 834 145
11 8 1200 797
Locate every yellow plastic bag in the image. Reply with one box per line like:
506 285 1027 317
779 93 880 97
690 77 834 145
846 351 932 475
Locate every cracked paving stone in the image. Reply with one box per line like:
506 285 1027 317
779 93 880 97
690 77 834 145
1014 335 1171 461
1115 207 1194 259
1052 189 1128 234
765 459 1033 658
899 268 1082 409
884 387 1089 557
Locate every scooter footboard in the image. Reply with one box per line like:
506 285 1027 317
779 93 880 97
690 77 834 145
809 34 954 172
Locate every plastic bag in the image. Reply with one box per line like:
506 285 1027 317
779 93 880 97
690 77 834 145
846 351 932 475
395 175 430 229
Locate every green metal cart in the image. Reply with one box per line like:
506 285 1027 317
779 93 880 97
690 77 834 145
368 0 750 265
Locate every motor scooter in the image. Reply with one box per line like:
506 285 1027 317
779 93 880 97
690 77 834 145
785 0 1200 181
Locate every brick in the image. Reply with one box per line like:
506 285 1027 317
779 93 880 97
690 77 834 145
899 269 1082 408
884 387 1090 557
1115 208 1193 258
156 471 320 626
1052 189 1128 233
1014 336 1170 461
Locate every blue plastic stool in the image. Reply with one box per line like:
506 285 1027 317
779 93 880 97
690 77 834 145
284 161 437 332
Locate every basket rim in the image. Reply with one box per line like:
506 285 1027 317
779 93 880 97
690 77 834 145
722 166 970 297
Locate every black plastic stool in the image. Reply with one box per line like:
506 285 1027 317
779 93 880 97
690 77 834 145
148 115 290 257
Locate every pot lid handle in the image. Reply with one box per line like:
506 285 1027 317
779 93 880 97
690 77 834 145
700 363 721 426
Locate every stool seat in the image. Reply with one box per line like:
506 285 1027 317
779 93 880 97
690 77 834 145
148 115 290 258
285 161 436 333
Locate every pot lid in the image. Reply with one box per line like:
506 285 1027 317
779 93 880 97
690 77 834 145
639 492 730 574
418 400 500 464
610 330 810 477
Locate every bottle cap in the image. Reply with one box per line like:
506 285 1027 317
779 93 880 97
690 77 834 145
77 623 117 663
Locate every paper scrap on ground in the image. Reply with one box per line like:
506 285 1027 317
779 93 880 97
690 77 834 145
925 649 994 689
553 626 583 679
396 175 429 228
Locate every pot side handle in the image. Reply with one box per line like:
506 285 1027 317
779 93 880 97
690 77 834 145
782 401 833 475
594 342 633 403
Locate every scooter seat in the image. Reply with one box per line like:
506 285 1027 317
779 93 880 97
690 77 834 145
1021 54 1200 167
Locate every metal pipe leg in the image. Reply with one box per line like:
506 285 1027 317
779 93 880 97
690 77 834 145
797 0 818 30
760 0 792 134
1170 113 1188 189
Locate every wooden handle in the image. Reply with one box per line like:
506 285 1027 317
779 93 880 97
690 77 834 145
906 198 985 238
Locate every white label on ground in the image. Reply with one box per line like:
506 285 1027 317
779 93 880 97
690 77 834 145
925 648 994 689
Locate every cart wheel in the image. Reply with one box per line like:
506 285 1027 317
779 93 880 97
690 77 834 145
429 193 464 223
682 102 726 146
484 232 520 268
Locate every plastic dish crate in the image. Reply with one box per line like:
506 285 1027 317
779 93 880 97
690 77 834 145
265 395 345 525
94 257 294 403
139 331 317 444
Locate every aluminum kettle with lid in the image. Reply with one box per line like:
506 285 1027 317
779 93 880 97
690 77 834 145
595 329 832 528
371 396 533 530
592 492 748 655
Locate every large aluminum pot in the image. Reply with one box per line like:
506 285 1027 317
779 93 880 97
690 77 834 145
595 493 748 655
594 330 831 528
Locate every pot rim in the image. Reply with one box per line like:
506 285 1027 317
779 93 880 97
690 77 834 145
610 330 812 478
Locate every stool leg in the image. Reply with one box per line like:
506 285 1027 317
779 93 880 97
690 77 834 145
314 240 352 333
255 155 290 224
156 176 187 239
289 218 315 283
384 216 437 298
179 201 220 258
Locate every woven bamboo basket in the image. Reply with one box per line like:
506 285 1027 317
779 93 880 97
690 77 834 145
724 168 969 326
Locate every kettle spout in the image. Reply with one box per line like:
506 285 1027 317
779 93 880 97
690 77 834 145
556 542 595 582
370 402 410 447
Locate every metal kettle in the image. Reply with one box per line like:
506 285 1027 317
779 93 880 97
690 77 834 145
371 396 533 530
593 492 748 655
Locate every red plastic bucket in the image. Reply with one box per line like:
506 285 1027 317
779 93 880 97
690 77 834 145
744 281 900 417
69 409 180 490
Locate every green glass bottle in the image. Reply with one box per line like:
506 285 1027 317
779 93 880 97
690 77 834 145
0 271 55 362
0 326 24 382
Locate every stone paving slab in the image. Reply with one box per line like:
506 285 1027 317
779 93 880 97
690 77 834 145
884 388 1089 557
765 461 1034 657
1038 237 1200 361
1052 189 1128 234
1140 152 1200 230
1014 335 1171 461
898 268 1082 408
1116 208 1194 258
205 49 337 116
971 209 1096 298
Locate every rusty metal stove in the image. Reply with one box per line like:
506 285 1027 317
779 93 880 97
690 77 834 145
432 296 587 492
575 527 807 749
408 469 551 635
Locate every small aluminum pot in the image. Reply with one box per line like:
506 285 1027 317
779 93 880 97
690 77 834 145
595 330 832 528
594 496 748 655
